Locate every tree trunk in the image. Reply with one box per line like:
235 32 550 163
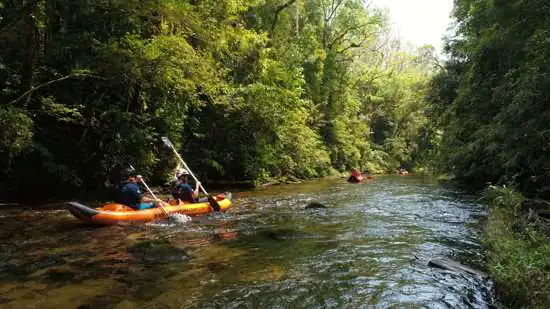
22 1 40 100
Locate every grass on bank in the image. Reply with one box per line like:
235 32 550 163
481 185 550 308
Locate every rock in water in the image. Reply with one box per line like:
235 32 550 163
260 228 319 240
428 257 486 278
113 300 136 309
128 240 190 263
305 202 327 209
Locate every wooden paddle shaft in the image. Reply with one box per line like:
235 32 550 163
162 137 220 212
138 177 169 216
164 140 209 196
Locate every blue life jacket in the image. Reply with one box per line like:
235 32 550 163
114 181 142 209
172 182 196 203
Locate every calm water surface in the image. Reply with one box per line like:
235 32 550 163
0 175 494 308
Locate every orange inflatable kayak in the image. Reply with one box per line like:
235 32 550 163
66 193 232 225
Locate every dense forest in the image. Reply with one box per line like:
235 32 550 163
429 0 550 198
2 0 549 201
0 0 438 199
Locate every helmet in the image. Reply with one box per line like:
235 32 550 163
176 169 190 178
121 167 138 179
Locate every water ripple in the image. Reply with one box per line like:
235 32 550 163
0 175 493 309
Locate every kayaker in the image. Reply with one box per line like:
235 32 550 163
347 168 364 183
172 169 201 203
114 168 161 210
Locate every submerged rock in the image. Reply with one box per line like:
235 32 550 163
260 228 320 241
113 300 136 309
6 254 66 279
305 202 327 209
127 240 190 263
428 257 486 278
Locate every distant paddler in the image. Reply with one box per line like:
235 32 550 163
347 168 365 183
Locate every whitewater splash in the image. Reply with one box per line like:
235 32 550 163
168 213 193 224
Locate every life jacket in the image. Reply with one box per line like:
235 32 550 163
114 181 142 209
172 181 196 203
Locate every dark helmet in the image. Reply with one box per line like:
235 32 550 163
121 167 138 179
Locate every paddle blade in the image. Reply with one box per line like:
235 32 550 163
207 195 221 212
161 137 174 148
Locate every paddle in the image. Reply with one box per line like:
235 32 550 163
161 137 221 212
127 165 170 217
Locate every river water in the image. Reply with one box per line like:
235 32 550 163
0 175 494 308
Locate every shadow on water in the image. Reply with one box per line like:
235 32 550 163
0 175 494 308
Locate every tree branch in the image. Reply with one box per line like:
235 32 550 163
328 23 373 49
336 28 383 55
7 73 102 106
325 0 345 23
269 0 297 40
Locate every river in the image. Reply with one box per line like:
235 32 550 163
0 175 494 308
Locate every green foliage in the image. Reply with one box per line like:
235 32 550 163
483 203 550 308
0 107 33 160
0 107 32 194
0 0 435 199
361 48 435 172
481 185 525 213
427 0 550 193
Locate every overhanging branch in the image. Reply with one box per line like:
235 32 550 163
270 0 297 40
8 73 103 106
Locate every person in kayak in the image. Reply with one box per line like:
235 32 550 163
114 168 161 210
347 168 364 183
171 169 201 203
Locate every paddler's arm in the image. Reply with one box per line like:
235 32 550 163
142 193 170 208
193 181 201 199
141 195 156 203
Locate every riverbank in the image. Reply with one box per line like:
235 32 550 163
0 169 372 205
481 186 550 308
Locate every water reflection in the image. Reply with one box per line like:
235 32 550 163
0 175 493 308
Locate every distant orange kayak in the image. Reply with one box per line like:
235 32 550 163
66 193 232 225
